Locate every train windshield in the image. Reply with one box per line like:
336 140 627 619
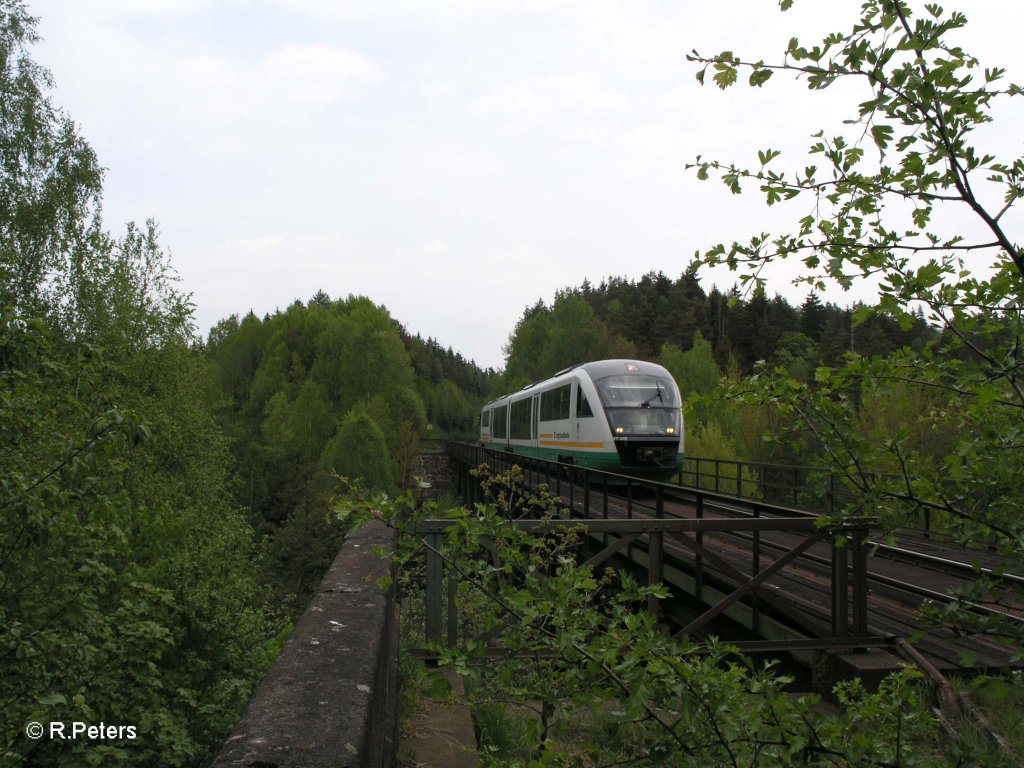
594 374 681 437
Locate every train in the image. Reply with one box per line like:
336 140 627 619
479 359 684 480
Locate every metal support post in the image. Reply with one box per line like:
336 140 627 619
695 495 704 602
447 570 459 647
583 471 590 520
649 486 665 617
831 534 849 637
425 532 443 645
752 505 761 635
851 527 868 637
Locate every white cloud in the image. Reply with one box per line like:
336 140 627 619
618 123 684 159
468 71 628 138
274 0 580 22
203 232 364 275
471 72 624 117
68 0 210 22
262 45 384 104
24 0 1024 370
420 239 448 255
154 44 385 150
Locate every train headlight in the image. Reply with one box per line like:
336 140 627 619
665 427 675 435
615 426 625 435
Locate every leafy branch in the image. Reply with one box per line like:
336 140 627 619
338 469 943 766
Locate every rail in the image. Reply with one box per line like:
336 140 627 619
440 442 881 655
448 441 1024 658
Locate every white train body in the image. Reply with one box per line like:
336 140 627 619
480 359 684 479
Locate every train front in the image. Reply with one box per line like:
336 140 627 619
588 361 684 480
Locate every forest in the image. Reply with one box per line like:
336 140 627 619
502 269 933 388
203 294 491 612
198 268 933 610
494 269 941 476
3 0 1023 765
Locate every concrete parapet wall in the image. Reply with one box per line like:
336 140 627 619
212 521 398 768
409 444 454 500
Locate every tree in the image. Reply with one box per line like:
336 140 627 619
320 407 395 492
0 5 279 763
311 296 415 414
800 293 826 342
0 0 104 317
0 315 276 767
502 292 636 389
501 298 553 388
689 1 1024 647
660 331 721 399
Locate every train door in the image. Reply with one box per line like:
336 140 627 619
570 380 580 442
532 394 540 444
480 407 491 442
538 382 572 462
572 377 596 445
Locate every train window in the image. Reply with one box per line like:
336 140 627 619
481 410 491 428
509 398 532 439
576 385 594 418
540 383 571 421
594 375 679 408
493 405 508 438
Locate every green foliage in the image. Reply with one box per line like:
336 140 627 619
502 271 932 387
341 468 952 767
0 314 276 767
259 502 347 614
208 297 407 505
321 407 395 492
205 293 492 607
55 220 194 352
660 331 721 399
683 421 760 494
404 331 495 436
951 672 1024 765
501 292 636 390
0 0 103 317
688 0 1024 650
0 5 278 763
310 296 414 413
474 703 541 765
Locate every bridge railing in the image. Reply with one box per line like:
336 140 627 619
678 455 849 513
441 442 881 655
415 517 876 652
449 441 838 520
467 441 960 539
453 443 848 514
677 455 967 540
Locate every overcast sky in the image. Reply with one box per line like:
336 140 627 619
26 0 1024 370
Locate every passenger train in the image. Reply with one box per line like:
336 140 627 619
479 359 684 480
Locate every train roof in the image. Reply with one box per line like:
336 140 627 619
578 359 671 379
481 359 673 408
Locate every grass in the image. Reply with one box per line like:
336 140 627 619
474 703 541 766
471 695 646 767
948 672 1024 766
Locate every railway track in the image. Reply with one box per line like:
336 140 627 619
538 467 1024 672
448 442 1022 673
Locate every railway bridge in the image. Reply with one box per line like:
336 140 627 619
443 443 1022 679
212 442 1022 767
